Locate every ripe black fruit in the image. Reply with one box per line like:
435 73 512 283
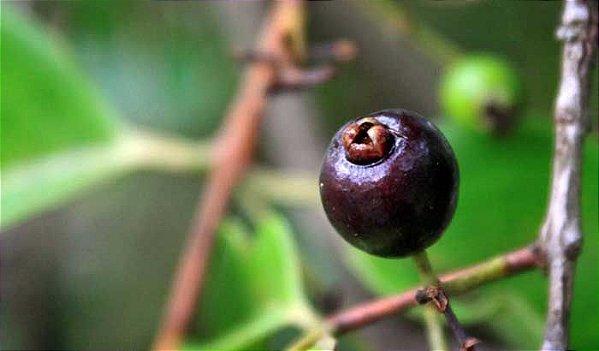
319 109 459 257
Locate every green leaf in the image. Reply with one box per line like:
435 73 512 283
186 309 288 351
0 6 124 228
1 142 131 229
190 212 314 350
62 1 237 139
196 219 256 338
1 6 118 169
249 212 306 306
346 118 598 348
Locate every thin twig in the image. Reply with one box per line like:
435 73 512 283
413 251 477 351
412 251 449 351
539 1 597 350
328 245 541 335
288 245 541 351
152 2 306 350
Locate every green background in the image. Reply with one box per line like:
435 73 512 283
2 1 597 350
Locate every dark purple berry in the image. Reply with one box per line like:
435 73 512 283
319 109 459 258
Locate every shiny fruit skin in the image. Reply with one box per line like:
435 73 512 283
319 109 459 258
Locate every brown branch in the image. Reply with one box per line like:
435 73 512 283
327 245 541 335
539 1 597 350
415 286 479 351
152 2 306 350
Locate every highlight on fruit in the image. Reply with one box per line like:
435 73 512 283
319 109 459 258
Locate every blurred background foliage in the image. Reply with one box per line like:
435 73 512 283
1 1 597 350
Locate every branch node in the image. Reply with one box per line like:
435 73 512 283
269 65 336 94
324 246 539 338
415 288 431 305
415 286 448 313
232 48 279 65
309 39 358 63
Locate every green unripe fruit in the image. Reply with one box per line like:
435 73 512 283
440 54 523 135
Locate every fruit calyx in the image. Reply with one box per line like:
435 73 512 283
341 117 394 165
483 100 517 136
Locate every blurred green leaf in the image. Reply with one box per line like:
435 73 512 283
0 7 119 169
190 212 315 350
347 118 598 349
63 1 237 138
249 212 306 306
483 293 545 346
1 142 130 230
195 219 256 338
186 309 288 351
0 6 128 229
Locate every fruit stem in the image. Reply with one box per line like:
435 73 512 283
413 250 439 286
286 329 325 351
413 250 479 351
413 250 448 351
422 307 449 351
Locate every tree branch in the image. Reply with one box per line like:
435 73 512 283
288 245 541 351
152 2 306 350
327 245 541 335
539 1 597 350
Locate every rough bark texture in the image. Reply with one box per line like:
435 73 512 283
539 1 597 350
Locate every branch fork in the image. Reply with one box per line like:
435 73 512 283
416 286 480 351
285 246 541 351
413 251 479 351
415 285 448 312
235 38 357 93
